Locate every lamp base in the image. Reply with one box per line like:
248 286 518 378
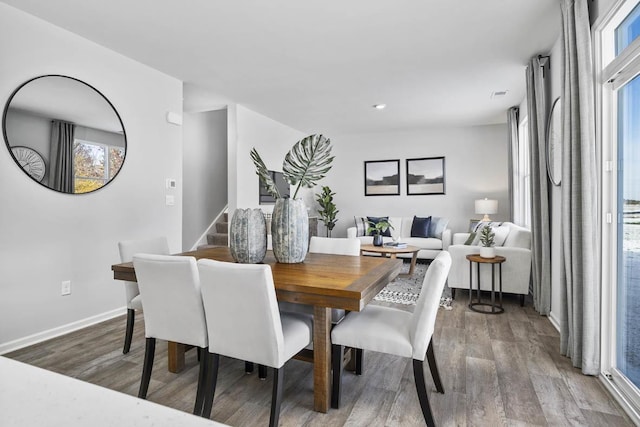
481 214 492 222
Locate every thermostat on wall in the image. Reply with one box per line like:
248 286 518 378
166 178 176 189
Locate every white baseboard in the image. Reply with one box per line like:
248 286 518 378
548 311 561 333
0 307 126 355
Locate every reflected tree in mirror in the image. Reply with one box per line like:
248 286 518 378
2 75 127 194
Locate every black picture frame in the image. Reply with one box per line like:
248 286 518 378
406 157 445 195
364 159 400 196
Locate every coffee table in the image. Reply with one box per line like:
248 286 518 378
360 244 421 277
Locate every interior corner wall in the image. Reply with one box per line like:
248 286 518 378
324 124 509 237
228 105 305 214
0 4 183 349
182 109 228 250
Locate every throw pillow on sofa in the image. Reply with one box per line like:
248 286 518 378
354 216 369 237
367 216 392 237
410 215 432 238
470 223 510 246
428 216 449 239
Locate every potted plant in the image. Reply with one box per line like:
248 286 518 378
251 134 334 263
367 219 394 246
316 186 338 237
479 225 495 258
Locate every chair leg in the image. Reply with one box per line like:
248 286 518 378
413 359 437 427
245 361 254 374
138 337 156 398
426 338 444 394
269 367 284 427
355 348 364 375
520 294 525 306
123 309 135 354
193 347 209 416
451 288 456 300
202 353 219 419
331 344 344 409
259 364 268 380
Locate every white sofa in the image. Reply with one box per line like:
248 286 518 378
447 221 531 305
347 216 451 260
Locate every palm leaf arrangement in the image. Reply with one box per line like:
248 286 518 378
251 134 334 199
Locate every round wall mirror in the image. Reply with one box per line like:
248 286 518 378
546 96 562 186
2 75 126 194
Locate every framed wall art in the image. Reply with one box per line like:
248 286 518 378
406 156 445 195
364 159 400 196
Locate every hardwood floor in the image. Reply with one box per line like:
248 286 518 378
6 292 634 426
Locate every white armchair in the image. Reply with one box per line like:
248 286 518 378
447 222 532 305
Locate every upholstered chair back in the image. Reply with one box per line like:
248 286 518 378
309 236 360 256
118 237 170 305
409 251 451 361
132 254 207 348
198 260 287 368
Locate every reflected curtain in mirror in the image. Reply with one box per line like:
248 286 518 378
49 120 75 193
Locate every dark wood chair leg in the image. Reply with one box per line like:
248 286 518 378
331 344 344 409
138 337 156 398
413 359 437 427
269 367 284 427
193 347 209 416
202 353 219 419
451 288 456 300
123 308 135 354
245 361 254 374
520 294 525 306
355 348 364 375
426 338 444 394
259 364 268 380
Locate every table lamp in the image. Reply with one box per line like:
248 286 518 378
475 198 498 222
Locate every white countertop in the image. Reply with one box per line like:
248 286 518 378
0 356 227 426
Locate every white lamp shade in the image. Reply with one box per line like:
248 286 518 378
475 199 498 215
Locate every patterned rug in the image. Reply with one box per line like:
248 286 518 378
373 261 453 310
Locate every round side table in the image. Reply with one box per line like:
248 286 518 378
466 254 506 314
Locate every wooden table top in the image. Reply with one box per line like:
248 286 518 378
465 254 506 264
360 243 420 255
112 246 402 312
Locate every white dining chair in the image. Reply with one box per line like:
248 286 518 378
197 260 312 427
132 254 209 416
117 237 169 354
330 251 451 426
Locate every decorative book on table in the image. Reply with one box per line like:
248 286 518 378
384 242 407 248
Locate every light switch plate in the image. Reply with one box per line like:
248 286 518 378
165 195 175 206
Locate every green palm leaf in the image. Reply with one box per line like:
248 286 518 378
250 148 280 199
283 134 334 199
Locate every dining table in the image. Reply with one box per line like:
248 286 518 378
111 246 402 413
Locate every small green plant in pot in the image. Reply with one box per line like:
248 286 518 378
316 186 339 237
479 225 495 258
367 219 394 247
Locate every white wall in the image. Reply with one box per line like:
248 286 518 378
324 125 509 237
182 109 228 250
227 104 306 214
0 4 183 349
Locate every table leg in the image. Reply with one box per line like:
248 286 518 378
400 252 418 278
491 264 496 314
313 306 331 413
468 260 473 307
168 341 186 373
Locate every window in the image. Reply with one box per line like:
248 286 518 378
73 140 125 194
513 116 532 229
616 2 640 55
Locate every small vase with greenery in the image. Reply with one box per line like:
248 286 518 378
367 219 394 246
479 225 496 258
316 186 338 237
251 134 334 263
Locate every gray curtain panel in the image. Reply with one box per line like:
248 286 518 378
49 120 75 193
526 57 552 316
507 107 519 222
559 0 600 375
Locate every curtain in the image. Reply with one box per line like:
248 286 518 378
526 57 552 316
559 0 600 375
507 107 519 222
50 120 75 193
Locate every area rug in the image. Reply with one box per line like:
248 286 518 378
373 261 453 310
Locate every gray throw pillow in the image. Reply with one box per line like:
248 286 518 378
428 216 449 239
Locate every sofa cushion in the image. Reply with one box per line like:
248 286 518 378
471 223 510 247
367 216 391 237
503 226 531 248
410 216 432 238
464 233 476 245
402 237 443 250
428 216 449 239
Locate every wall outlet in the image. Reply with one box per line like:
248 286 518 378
61 280 71 296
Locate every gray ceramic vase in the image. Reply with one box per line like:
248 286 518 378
271 198 309 263
229 208 267 264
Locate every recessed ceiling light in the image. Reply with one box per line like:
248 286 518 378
491 91 508 98
373 104 386 109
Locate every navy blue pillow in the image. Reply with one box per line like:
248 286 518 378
411 216 432 238
367 216 391 237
